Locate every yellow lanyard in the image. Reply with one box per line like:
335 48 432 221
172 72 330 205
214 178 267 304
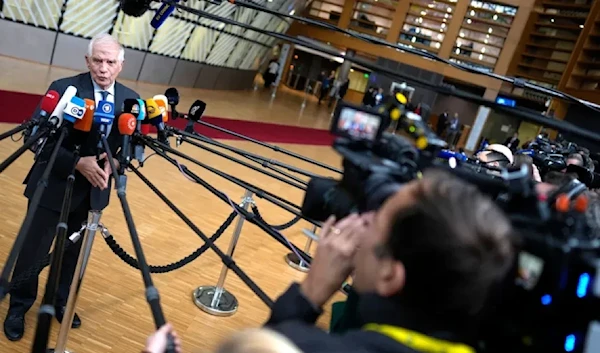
363 323 475 353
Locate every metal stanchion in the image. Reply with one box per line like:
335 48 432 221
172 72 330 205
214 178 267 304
192 190 254 316
284 225 317 273
49 210 102 353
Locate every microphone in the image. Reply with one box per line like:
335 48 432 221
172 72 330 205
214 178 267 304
62 96 87 129
146 98 169 145
94 100 115 137
49 86 78 128
134 99 147 163
120 0 151 17
74 99 95 132
150 0 181 29
165 87 180 119
184 100 207 133
153 95 169 123
123 98 141 119
28 90 60 140
117 113 137 173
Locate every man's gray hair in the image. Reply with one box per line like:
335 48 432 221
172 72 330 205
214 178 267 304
87 33 125 62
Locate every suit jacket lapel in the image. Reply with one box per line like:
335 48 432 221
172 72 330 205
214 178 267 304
78 72 95 101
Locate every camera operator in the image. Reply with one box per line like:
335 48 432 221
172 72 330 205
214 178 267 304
265 170 515 353
476 144 513 172
566 153 584 168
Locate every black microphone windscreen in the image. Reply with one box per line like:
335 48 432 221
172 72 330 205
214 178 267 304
165 87 180 106
189 100 207 122
120 0 150 17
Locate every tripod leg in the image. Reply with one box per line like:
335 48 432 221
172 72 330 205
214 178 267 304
50 210 101 353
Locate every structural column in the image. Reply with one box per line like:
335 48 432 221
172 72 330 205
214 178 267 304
338 0 356 29
338 49 355 83
465 88 499 152
438 0 470 59
386 1 410 43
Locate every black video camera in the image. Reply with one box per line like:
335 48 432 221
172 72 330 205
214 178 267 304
300 102 421 222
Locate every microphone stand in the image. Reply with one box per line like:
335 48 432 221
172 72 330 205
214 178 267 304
98 134 176 353
0 126 67 302
141 139 313 265
141 136 312 224
195 120 343 174
0 123 32 142
169 126 321 180
30 146 79 353
0 127 52 174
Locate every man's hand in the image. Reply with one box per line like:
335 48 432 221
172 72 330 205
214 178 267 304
143 324 182 353
300 214 367 308
76 154 108 190
99 153 119 178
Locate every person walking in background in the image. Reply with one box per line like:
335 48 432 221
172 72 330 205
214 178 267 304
329 78 349 108
362 86 375 106
446 113 460 148
263 58 279 89
504 132 520 153
436 109 448 136
319 71 335 104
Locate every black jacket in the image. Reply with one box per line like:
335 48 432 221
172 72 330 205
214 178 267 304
266 283 476 353
23 72 140 212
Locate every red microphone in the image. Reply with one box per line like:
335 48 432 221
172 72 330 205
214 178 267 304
28 90 60 141
40 90 60 118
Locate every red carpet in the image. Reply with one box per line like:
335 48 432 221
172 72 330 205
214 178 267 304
0 89 335 146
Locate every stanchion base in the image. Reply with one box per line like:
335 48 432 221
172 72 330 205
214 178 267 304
192 286 238 316
285 253 309 272
47 349 73 353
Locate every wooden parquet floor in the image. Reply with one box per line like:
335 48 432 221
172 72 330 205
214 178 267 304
0 55 345 353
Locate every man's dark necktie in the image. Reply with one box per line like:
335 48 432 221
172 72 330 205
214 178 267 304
91 90 112 211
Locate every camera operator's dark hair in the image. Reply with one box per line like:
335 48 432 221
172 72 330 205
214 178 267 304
486 151 510 168
567 153 584 166
544 171 577 186
513 154 534 178
384 170 514 320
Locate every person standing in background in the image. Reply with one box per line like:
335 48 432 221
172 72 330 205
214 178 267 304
319 71 335 105
504 132 520 153
263 58 280 88
436 110 448 136
446 113 460 148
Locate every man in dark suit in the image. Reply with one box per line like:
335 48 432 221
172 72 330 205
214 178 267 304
4 33 140 341
504 132 520 153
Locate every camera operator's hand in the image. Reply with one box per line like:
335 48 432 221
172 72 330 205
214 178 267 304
76 154 108 190
143 324 182 353
301 214 367 308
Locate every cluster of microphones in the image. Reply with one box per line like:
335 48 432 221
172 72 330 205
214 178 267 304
27 85 207 166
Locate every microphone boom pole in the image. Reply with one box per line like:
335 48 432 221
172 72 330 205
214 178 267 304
30 147 80 353
142 136 313 224
141 140 313 265
175 133 306 190
0 126 67 302
170 126 323 180
129 165 274 307
0 123 31 142
194 120 342 174
98 135 176 353
0 127 51 174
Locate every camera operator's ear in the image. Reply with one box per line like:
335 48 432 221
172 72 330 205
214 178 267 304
376 260 406 298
